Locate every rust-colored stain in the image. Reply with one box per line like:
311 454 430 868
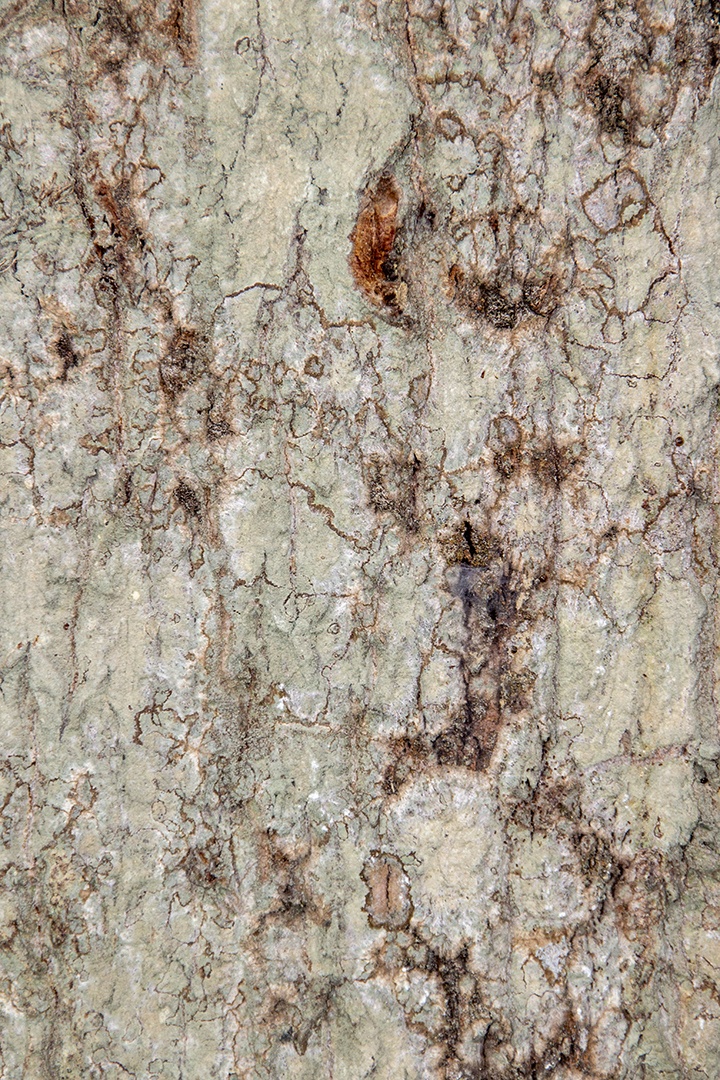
349 175 403 311
361 851 413 930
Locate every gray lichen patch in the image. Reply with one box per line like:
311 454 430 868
0 0 720 1077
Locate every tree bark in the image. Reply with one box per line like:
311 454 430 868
1 0 720 1076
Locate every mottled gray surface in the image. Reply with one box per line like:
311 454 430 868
1 0 720 1076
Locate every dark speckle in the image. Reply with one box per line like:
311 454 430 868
586 72 628 135
56 333 81 379
175 481 201 517
451 268 518 330
207 416 232 440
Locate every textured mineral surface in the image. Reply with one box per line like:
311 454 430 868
1 0 720 1076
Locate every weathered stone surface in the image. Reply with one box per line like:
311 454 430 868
1 0 719 1076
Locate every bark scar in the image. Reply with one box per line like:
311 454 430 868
349 175 404 311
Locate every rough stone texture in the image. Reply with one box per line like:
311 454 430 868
1 0 720 1076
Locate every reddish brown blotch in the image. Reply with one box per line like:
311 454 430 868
349 175 403 310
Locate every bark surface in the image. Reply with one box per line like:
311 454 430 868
1 0 720 1076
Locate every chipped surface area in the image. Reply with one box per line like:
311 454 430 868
0 0 720 1076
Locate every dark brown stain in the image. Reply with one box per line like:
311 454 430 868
527 440 580 488
522 272 561 317
181 840 225 891
574 831 617 889
524 1011 583 1078
255 831 331 931
261 981 337 1058
488 414 523 478
441 521 498 569
95 177 143 251
86 0 141 71
489 418 580 487
427 943 470 1060
499 668 536 711
204 386 234 440
381 733 430 796
432 711 485 770
450 262 561 330
579 0 720 143
160 0 198 63
450 266 518 329
364 451 422 531
160 325 208 396
511 771 583 836
175 481 202 518
206 415 233 440
55 333 81 380
79 0 199 72
381 531 547 787
303 354 324 377
349 175 404 312
585 71 628 136
366 931 478 1069
448 559 521 771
